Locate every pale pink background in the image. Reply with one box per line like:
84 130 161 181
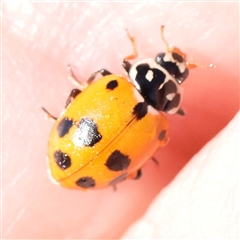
2 2 239 239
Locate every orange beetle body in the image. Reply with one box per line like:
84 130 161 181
48 75 169 190
45 26 207 190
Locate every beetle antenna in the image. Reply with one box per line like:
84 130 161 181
160 25 170 49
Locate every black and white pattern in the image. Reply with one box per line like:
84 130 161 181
129 58 182 114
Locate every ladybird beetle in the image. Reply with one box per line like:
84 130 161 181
44 26 212 190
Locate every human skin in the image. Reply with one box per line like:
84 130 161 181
2 2 239 239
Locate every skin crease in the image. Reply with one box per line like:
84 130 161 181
2 2 239 239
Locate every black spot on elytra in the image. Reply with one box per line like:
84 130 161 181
57 118 74 137
77 118 102 147
133 102 148 120
105 150 130 171
54 150 71 170
106 80 118 90
172 52 184 63
108 173 128 186
76 177 95 188
158 130 167 141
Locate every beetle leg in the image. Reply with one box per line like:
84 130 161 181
176 108 185 116
42 107 57 121
65 88 81 108
122 29 138 74
67 65 89 91
151 157 159 166
128 169 142 180
87 69 112 83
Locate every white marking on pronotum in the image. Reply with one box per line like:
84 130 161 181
166 93 176 101
145 70 154 82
